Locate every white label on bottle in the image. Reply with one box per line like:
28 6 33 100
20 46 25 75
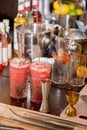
8 43 12 59
14 28 18 50
32 0 38 6
2 47 8 63
44 0 50 16
18 4 24 11
25 1 30 7
0 41 2 64
38 0 44 15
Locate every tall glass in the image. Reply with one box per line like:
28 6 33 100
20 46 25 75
10 57 30 99
68 53 86 87
30 61 51 104
51 37 70 84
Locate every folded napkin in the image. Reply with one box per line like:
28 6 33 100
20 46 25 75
60 84 87 125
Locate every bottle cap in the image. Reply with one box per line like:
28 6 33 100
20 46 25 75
3 19 9 26
18 0 24 3
0 22 4 29
24 1 30 9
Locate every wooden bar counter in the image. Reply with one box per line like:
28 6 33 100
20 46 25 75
0 65 68 116
0 66 87 130
0 65 83 116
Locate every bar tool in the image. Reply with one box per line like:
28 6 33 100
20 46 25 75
39 79 51 113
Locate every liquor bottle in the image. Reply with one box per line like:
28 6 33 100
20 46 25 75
44 0 51 19
1 22 8 66
0 23 3 71
13 0 27 57
38 0 44 16
3 19 12 62
31 0 42 23
24 0 33 24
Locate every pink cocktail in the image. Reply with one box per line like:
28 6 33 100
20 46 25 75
10 58 30 99
30 61 51 104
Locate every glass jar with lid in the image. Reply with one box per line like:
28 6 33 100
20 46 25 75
68 53 86 87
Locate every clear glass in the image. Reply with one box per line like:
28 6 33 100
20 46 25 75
51 37 70 84
15 23 54 61
23 23 54 61
10 57 30 99
30 61 51 104
68 53 86 87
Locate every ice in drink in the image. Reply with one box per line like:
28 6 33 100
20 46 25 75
30 61 51 104
52 51 70 84
10 58 30 99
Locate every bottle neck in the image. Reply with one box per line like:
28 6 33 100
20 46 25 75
31 0 42 23
18 1 25 14
38 0 44 15
2 28 5 35
1 27 8 44
3 19 9 27
44 0 51 17
24 0 30 11
24 0 30 17
6 26 10 33
32 0 39 9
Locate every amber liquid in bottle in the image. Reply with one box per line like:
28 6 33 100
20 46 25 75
13 2 27 57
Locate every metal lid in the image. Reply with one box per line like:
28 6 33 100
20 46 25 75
65 29 87 40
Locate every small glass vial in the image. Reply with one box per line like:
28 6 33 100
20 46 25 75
3 19 12 62
68 53 86 87
1 22 8 66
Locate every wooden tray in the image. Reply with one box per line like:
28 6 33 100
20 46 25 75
0 102 87 130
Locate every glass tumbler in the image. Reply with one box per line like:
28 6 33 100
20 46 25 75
30 61 51 104
68 53 86 87
51 37 70 84
10 57 30 99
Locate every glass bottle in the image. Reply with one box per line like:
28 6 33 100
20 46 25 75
1 23 8 66
51 37 70 85
6 26 12 62
31 0 42 23
68 53 86 87
24 0 33 24
38 0 44 16
43 0 51 23
13 0 27 57
3 19 12 62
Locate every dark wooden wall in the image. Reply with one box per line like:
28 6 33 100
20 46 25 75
0 0 18 30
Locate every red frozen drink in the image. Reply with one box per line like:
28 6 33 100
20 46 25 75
30 61 51 104
10 58 30 99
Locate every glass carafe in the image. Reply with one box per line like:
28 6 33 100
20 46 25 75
16 23 54 61
68 53 86 87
